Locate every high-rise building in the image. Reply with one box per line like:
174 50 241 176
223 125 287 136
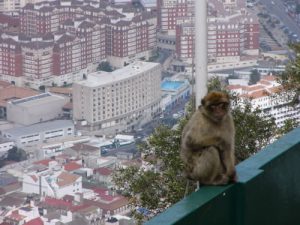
1 1 157 87
157 0 194 35
72 61 161 134
0 38 22 80
157 0 259 67
105 12 157 67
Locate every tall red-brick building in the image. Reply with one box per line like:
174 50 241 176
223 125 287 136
158 0 259 67
0 1 157 88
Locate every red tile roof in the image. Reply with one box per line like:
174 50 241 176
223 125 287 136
33 159 53 166
94 167 113 176
93 188 118 202
23 217 44 225
42 197 91 212
64 162 82 171
0 86 39 106
0 81 11 88
7 210 25 221
57 172 80 187
262 75 276 81
48 87 72 96
30 175 38 182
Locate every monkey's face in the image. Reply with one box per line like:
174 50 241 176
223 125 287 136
208 101 229 120
201 91 230 122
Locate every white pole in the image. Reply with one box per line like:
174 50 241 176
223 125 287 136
195 0 208 108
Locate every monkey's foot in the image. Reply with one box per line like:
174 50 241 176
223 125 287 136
211 174 230 185
229 170 238 183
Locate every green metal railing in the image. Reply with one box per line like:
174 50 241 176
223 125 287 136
145 127 300 225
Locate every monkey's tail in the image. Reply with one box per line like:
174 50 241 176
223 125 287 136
184 180 189 197
184 180 201 198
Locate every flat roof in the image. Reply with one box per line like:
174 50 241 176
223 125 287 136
0 137 14 144
2 120 74 137
76 61 160 88
10 92 65 107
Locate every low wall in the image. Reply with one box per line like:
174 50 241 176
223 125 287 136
145 127 300 225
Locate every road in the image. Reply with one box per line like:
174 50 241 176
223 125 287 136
103 143 137 157
258 0 300 37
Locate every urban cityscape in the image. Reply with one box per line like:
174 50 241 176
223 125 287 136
0 0 299 224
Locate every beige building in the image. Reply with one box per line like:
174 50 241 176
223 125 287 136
73 61 162 134
7 92 68 125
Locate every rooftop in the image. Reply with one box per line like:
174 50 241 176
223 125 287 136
76 61 160 88
10 92 65 108
2 120 73 137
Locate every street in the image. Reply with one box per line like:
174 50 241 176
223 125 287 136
258 0 300 37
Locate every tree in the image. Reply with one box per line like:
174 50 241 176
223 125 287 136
231 98 276 162
249 69 261 85
278 43 300 103
39 85 46 92
112 78 281 222
97 61 113 72
7 147 27 162
113 123 187 217
296 4 300 14
276 118 299 138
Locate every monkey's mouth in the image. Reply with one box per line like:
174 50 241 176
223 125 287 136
214 112 225 120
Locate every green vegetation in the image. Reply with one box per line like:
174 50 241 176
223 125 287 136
114 44 300 222
97 61 113 72
7 147 27 162
0 147 28 168
249 69 261 85
113 79 280 223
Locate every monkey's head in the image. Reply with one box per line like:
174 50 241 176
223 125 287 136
201 91 230 122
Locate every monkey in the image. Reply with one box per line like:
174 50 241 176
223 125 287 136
180 91 236 186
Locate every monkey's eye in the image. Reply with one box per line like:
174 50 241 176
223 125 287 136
209 102 229 110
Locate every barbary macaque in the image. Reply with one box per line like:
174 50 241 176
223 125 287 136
181 91 236 185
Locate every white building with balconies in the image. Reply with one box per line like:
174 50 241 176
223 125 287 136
228 75 300 127
1 120 74 148
22 170 82 198
72 61 162 134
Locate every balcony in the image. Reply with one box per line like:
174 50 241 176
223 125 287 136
145 127 300 225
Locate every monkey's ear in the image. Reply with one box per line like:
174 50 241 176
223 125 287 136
201 98 205 106
225 92 230 100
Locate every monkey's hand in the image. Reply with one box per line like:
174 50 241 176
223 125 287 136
185 136 225 152
201 136 227 151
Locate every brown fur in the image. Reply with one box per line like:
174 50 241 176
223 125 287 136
181 91 236 185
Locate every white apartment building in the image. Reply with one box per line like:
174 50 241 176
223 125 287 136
0 0 44 13
73 61 162 134
228 76 300 127
1 120 74 148
0 0 20 13
22 170 82 198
